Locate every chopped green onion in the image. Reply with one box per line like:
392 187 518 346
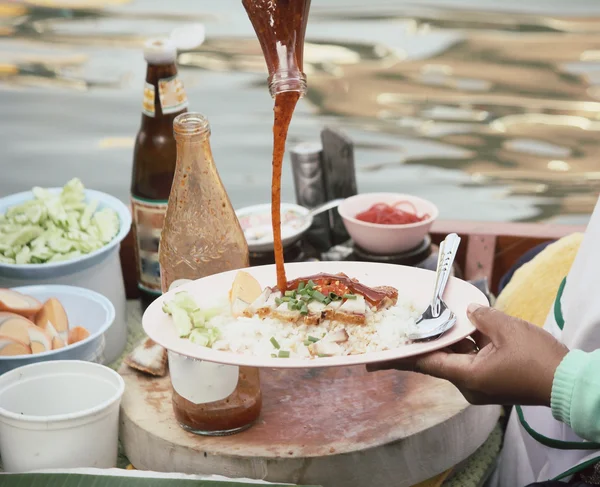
281 296 291 302
278 350 290 358
285 290 296 298
271 353 277 358
312 290 327 303
323 297 332 305
307 335 320 343
275 297 283 307
307 280 316 289
270 337 281 349
297 281 305 292
287 300 297 311
343 293 357 299
303 340 312 346
318 353 329 358
300 303 308 315
328 292 341 301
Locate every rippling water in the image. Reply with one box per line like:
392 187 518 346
2 0 600 224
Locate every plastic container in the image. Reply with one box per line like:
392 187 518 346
0 188 131 364
0 285 115 375
338 193 439 255
0 360 125 472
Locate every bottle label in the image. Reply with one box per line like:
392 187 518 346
158 75 189 114
142 82 156 118
131 196 168 295
168 351 239 405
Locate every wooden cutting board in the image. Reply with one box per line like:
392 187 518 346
120 364 500 487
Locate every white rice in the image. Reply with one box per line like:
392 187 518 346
205 295 421 359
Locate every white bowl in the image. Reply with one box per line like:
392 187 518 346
338 193 439 255
0 188 131 364
0 188 131 280
0 360 124 472
0 285 115 375
236 203 312 253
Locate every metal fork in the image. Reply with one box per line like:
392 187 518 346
408 233 461 341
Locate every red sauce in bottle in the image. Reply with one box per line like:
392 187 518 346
172 366 262 434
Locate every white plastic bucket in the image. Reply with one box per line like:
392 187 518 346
0 360 125 472
0 188 132 364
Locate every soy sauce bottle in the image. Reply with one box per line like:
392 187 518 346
130 38 188 310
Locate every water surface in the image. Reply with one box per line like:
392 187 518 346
2 0 600 224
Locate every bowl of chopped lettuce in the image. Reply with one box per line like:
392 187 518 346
0 178 131 279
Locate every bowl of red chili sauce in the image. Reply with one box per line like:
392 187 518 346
338 193 438 255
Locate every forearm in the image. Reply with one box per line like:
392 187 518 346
551 349 600 442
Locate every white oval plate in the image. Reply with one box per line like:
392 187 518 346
236 203 312 253
143 262 488 369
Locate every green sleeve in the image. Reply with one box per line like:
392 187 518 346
551 349 600 443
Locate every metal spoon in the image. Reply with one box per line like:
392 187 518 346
408 233 461 341
305 198 345 220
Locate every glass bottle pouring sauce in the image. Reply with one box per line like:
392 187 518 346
242 0 312 292
159 113 261 435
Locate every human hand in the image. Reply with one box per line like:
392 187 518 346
367 304 569 406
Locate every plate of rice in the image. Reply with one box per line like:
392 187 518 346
142 261 488 368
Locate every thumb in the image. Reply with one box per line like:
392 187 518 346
467 304 511 343
415 350 475 385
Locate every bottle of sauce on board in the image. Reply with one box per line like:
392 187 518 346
242 0 312 292
130 38 188 311
159 112 262 435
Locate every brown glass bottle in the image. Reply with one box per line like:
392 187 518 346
130 38 189 311
242 0 311 291
159 113 262 436
242 0 311 96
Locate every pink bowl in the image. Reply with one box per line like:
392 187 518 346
338 193 439 255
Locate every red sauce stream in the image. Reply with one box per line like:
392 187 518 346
272 92 300 292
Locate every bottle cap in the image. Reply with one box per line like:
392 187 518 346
143 38 178 64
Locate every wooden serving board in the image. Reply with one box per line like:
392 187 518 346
120 365 500 487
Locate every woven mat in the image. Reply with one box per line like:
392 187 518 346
113 301 503 486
